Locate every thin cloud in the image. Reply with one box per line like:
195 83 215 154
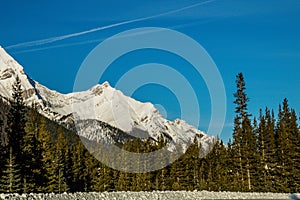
12 19 215 54
6 0 216 50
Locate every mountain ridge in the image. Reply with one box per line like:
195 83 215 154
0 46 215 153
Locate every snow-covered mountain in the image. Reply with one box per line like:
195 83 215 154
0 46 215 153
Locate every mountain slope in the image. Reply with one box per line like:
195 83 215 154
0 46 215 153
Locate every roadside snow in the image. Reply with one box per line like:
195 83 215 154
0 191 298 200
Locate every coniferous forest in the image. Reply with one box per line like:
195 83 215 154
0 73 299 193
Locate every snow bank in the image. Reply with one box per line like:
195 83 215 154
0 191 298 200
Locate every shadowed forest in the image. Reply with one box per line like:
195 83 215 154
0 73 299 193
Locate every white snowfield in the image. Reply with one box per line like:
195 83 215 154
0 191 298 200
0 46 215 153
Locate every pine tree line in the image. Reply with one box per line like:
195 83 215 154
0 74 299 193
226 73 300 192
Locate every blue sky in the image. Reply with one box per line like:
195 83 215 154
1 0 299 143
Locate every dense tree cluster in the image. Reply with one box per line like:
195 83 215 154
0 74 299 193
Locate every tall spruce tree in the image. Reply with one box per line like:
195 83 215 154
47 128 70 193
0 147 22 193
226 140 239 191
241 117 257 191
204 139 228 191
232 73 249 191
257 108 277 192
5 76 26 192
289 109 300 192
232 73 257 191
38 117 55 192
23 105 42 192
71 142 87 192
275 99 293 192
233 73 250 121
7 76 26 157
277 99 300 192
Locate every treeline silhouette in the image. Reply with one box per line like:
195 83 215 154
0 74 299 193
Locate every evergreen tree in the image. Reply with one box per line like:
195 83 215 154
38 117 55 192
83 149 98 192
289 109 300 192
71 142 87 192
47 128 70 193
257 108 277 192
214 141 229 191
116 171 131 191
6 76 26 156
92 163 116 192
233 73 250 121
241 117 257 191
231 116 245 190
153 136 170 191
275 99 293 192
5 76 26 192
182 138 201 190
0 118 4 183
276 99 300 192
232 73 257 191
0 147 22 193
170 144 191 191
226 140 239 191
115 138 153 191
22 106 42 192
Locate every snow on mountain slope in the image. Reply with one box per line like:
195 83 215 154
0 46 39 102
71 83 215 151
0 46 73 122
0 46 215 152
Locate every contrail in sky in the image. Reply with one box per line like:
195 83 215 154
6 0 216 50
12 19 215 54
11 22 199 54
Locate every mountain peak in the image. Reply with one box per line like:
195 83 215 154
0 46 36 100
0 46 27 82
0 46 24 71
0 47 215 154
87 81 113 96
102 81 111 88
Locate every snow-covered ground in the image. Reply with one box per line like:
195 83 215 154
0 191 298 200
